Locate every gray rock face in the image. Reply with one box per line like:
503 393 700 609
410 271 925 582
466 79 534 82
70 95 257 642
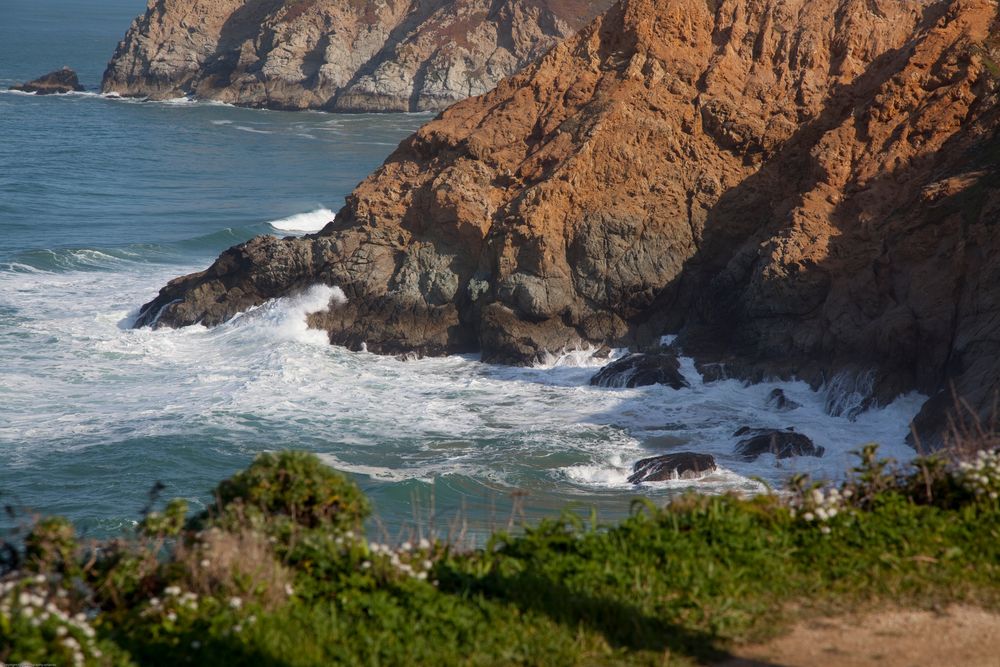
101 0 610 111
589 353 689 390
733 427 824 461
11 68 84 94
627 453 717 483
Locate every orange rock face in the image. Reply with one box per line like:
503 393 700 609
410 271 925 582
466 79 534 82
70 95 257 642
137 0 1000 443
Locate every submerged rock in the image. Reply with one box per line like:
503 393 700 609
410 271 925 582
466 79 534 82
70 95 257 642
11 68 84 94
589 353 689 389
766 388 801 412
733 427 824 461
627 452 717 483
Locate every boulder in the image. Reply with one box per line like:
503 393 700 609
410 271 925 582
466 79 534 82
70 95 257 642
766 388 801 412
589 353 689 389
733 427 824 461
11 68 84 95
627 452 717 483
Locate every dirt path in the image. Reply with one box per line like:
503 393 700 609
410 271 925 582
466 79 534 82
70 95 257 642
716 605 1000 667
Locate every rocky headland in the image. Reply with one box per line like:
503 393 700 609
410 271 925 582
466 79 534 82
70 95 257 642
101 0 610 111
135 0 1000 446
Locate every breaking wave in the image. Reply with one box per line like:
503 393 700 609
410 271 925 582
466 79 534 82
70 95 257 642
269 208 335 233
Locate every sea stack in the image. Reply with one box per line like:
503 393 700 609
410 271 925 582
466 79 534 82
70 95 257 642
11 67 85 94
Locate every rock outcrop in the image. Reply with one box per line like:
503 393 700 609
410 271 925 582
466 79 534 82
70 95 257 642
11 68 84 94
589 352 689 389
627 452 717 483
135 0 1000 445
766 389 801 412
101 0 610 111
733 427 824 461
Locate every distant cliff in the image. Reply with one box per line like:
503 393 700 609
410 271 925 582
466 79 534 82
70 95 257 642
101 0 609 111
135 0 1000 445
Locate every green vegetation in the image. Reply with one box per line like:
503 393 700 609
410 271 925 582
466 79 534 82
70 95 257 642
2 446 1000 666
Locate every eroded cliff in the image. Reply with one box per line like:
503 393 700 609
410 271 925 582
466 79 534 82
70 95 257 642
135 0 1000 443
101 0 609 111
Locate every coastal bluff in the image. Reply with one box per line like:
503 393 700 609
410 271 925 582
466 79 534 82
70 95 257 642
135 0 1000 445
101 0 610 111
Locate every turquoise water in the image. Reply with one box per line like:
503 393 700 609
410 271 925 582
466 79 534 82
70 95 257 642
0 0 926 541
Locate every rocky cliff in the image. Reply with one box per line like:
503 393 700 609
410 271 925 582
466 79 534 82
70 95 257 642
101 0 609 111
135 0 1000 444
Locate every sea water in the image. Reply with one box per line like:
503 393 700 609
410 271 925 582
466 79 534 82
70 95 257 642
0 0 926 541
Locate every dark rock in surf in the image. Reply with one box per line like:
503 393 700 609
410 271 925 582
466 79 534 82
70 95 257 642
766 388 801 412
11 68 84 94
733 427 824 461
590 353 689 389
628 452 717 483
133 234 322 329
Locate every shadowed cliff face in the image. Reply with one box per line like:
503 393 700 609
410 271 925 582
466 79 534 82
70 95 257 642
101 0 610 111
135 0 1000 444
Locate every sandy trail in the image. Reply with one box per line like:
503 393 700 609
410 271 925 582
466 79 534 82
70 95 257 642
716 606 1000 667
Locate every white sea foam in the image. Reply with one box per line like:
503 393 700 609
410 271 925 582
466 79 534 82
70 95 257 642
0 89 101 98
533 346 624 369
224 284 345 345
269 208 335 233
0 259 930 531
234 125 273 134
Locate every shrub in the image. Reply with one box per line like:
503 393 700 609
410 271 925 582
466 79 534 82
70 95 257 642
24 516 78 576
204 452 370 533
3 447 1000 665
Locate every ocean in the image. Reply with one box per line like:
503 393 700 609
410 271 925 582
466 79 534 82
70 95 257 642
0 0 927 541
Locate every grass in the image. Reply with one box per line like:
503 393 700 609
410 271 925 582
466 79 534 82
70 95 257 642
2 447 999 666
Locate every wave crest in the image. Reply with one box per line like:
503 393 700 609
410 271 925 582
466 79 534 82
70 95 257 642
269 208 335 233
